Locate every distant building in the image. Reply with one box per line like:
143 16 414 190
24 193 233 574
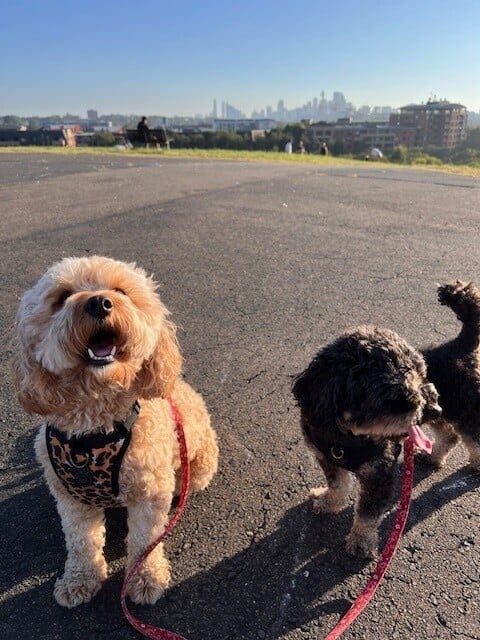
277 99 286 121
308 119 415 154
223 102 245 119
91 121 115 132
43 122 82 133
0 127 76 147
308 102 467 154
389 100 467 148
214 118 277 133
87 109 99 122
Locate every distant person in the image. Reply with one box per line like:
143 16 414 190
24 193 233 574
137 116 159 149
297 140 305 154
320 142 329 156
285 139 293 154
369 147 383 160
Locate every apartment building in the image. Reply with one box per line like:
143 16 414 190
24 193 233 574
389 100 467 148
308 120 416 154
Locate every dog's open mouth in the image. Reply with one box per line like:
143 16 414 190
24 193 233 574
86 329 118 366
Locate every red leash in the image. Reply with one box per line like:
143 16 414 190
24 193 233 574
121 398 191 640
324 437 415 639
119 409 416 640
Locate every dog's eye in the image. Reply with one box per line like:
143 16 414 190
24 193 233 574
114 288 127 295
57 290 72 306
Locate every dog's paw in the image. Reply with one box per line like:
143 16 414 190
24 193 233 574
437 280 467 306
126 564 171 605
416 451 444 470
469 462 480 475
309 487 346 514
428 457 446 470
54 573 103 608
345 529 378 559
467 449 480 475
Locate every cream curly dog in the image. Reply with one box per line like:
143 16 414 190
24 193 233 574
13 256 218 608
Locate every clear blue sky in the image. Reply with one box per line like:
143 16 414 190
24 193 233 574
1 0 479 118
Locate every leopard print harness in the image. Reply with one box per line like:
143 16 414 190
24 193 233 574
45 401 140 508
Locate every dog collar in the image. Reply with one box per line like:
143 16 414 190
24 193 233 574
303 420 401 472
45 401 140 508
318 436 395 472
318 436 401 472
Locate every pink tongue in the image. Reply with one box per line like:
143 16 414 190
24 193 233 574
93 345 113 357
408 424 433 454
91 340 113 357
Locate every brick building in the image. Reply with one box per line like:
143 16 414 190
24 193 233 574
307 120 416 154
389 100 467 148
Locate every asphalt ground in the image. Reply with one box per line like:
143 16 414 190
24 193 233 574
0 151 479 640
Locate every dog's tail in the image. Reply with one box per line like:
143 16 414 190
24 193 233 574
438 280 480 347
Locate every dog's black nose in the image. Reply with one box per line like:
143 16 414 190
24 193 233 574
423 403 442 421
85 295 113 319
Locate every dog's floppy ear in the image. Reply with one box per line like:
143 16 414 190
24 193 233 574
292 368 316 410
136 318 182 399
293 357 344 427
13 280 71 415
12 349 73 415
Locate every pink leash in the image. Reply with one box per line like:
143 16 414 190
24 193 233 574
121 398 191 640
324 437 415 639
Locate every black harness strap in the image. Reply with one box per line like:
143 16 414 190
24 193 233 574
46 401 140 507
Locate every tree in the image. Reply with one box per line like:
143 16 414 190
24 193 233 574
283 123 305 140
1 115 24 128
304 127 317 153
259 128 284 151
170 133 191 148
451 148 480 165
330 140 345 156
92 132 116 146
282 123 305 150
190 134 206 148
27 117 41 130
390 145 409 163
212 131 246 150
353 140 368 156
460 127 480 150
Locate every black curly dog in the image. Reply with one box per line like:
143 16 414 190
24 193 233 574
293 325 441 558
423 280 480 474
293 281 480 558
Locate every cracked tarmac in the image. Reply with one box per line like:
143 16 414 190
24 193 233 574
0 152 479 639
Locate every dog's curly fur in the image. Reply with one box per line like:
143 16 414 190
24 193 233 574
423 280 480 473
293 326 441 558
13 256 218 608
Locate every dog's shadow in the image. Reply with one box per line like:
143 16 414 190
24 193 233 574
134 459 479 640
0 479 356 639
102 499 364 640
1 431 479 640
407 453 480 534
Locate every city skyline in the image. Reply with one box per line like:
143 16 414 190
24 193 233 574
3 91 477 126
0 91 403 121
2 1 480 118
